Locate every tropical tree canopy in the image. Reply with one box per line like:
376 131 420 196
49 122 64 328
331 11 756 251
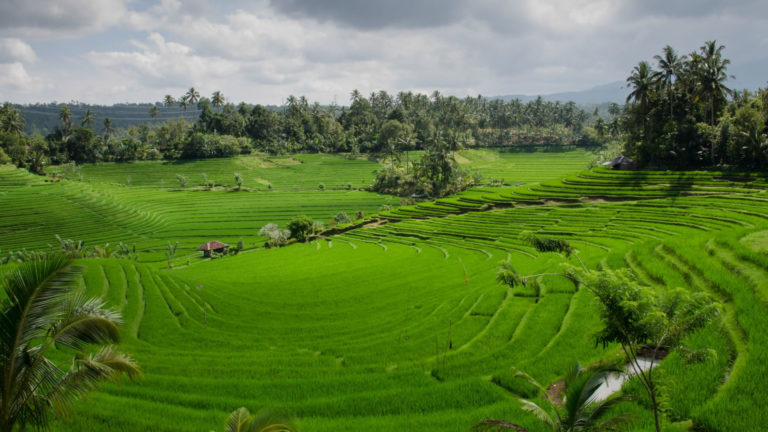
0 256 141 432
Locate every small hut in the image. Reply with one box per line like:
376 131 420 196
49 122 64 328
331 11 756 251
197 240 229 257
601 155 636 170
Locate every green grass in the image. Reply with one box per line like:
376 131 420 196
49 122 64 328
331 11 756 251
2 150 767 431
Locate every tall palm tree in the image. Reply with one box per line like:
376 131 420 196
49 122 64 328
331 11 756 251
185 87 200 106
79 108 94 128
473 364 631 432
103 117 113 135
654 45 686 123
349 89 362 103
221 407 298 432
626 61 659 108
149 105 160 118
696 40 732 164
178 95 190 112
102 118 113 148
57 105 73 147
626 61 660 142
212 91 225 111
163 95 175 107
0 256 141 432
58 105 72 132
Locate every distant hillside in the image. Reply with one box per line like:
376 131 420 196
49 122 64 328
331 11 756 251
16 103 202 135
491 81 629 105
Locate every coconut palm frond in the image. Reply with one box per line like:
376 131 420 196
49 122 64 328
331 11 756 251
248 407 298 432
586 395 634 429
50 295 122 351
512 370 549 397
1 256 140 431
225 407 252 432
520 399 557 430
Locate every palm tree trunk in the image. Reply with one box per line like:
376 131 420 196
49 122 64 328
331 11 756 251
668 83 673 124
711 97 716 165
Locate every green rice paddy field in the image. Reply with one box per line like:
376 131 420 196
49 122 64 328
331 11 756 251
1 148 767 431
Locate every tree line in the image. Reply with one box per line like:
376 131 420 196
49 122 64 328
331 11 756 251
0 88 605 173
621 41 768 169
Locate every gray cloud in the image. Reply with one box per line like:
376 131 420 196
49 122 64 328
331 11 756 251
0 0 128 38
268 0 469 29
622 0 768 18
1 0 766 104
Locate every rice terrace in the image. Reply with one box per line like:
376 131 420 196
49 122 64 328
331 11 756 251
2 4 768 432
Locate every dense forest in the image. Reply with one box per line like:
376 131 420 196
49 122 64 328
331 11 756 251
0 90 604 167
622 41 768 169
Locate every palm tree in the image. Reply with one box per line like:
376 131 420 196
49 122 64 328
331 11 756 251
185 87 200 106
163 95 175 107
473 364 631 432
58 105 72 132
349 89 362 103
79 108 94 128
1 105 25 136
654 45 686 123
0 256 141 432
103 117 113 135
626 61 660 142
626 61 658 108
220 407 298 432
696 40 732 164
179 95 190 112
149 106 160 119
103 117 113 148
212 91 225 111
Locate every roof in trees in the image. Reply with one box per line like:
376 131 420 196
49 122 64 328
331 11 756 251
197 240 229 251
601 155 636 170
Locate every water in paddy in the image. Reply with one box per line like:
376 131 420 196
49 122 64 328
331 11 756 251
591 357 656 402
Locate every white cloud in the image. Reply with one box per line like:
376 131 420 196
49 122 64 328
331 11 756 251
0 38 38 63
0 62 45 93
89 33 224 79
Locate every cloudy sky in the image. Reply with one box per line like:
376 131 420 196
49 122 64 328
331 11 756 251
0 0 766 105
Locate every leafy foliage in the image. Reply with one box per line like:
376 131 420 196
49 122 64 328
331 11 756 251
220 407 297 432
474 363 632 432
519 231 573 257
286 215 314 243
0 256 141 431
621 40 768 169
567 265 719 432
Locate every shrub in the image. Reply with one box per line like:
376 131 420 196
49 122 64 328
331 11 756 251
0 147 10 164
258 223 289 248
334 211 351 224
287 215 314 242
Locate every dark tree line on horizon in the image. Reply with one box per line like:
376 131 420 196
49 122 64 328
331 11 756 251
0 88 605 171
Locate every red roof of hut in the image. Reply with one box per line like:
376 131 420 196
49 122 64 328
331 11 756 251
197 240 229 251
